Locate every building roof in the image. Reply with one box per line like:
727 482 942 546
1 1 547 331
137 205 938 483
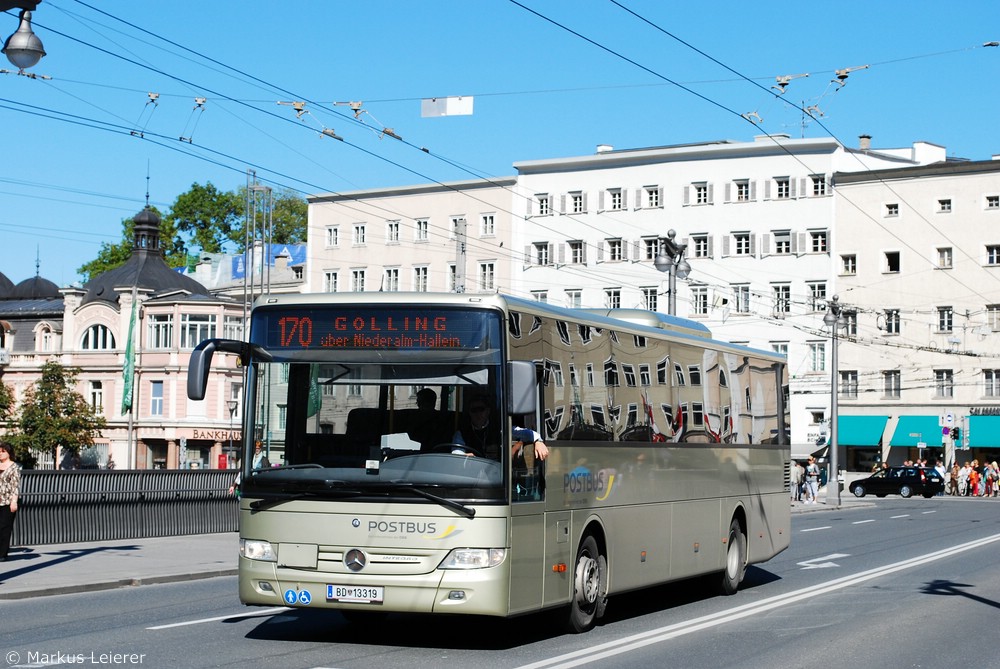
0 271 14 298
79 206 211 307
10 275 60 299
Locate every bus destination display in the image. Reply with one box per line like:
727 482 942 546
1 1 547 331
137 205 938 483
256 308 498 351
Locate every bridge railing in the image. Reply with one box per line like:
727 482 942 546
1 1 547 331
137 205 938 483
12 470 238 546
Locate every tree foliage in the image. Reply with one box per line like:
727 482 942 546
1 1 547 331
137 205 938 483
78 183 307 279
6 361 107 468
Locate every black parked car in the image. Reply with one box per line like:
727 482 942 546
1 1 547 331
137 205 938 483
849 466 944 499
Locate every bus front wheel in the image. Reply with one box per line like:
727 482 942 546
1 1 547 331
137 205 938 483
720 518 747 595
565 535 607 633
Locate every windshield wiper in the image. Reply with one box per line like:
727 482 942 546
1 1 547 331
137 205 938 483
248 479 362 512
383 482 476 519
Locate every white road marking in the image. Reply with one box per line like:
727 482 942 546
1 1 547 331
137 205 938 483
852 519 876 525
147 606 289 629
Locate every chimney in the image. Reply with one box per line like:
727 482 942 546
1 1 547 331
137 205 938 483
859 134 872 151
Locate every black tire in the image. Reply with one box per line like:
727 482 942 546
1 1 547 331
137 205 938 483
899 485 913 498
852 485 866 498
565 535 607 633
720 518 747 596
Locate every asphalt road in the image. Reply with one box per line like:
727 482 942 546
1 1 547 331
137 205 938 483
2 497 998 669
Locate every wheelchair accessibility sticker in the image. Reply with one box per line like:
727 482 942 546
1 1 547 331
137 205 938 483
284 589 312 605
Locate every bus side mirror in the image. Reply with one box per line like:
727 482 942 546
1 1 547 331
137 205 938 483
507 360 538 416
187 338 260 400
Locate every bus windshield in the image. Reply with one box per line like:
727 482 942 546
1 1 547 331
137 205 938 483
242 305 508 504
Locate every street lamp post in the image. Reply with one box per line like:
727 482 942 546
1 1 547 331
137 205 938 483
823 295 843 507
226 399 239 468
1 2 46 71
653 229 692 315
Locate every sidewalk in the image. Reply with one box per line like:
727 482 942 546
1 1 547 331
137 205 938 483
0 532 238 600
0 490 866 601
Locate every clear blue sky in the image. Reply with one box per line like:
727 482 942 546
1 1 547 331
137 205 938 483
1 0 997 286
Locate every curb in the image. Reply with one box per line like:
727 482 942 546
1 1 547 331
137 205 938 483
0 568 238 601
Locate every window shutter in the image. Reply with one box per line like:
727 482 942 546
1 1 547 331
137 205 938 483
764 180 772 200
683 186 690 206
632 240 641 259
621 189 628 209
722 235 731 257
724 182 732 203
750 181 757 201
761 234 771 256
706 235 714 258
558 244 566 265
547 243 555 265
634 188 643 209
598 191 605 211
749 234 756 256
524 245 533 265
597 243 605 262
560 194 566 214
799 178 808 197
707 184 714 204
657 187 663 207
789 179 797 198
798 233 808 253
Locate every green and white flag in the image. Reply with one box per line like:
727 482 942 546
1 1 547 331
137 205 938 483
121 298 137 414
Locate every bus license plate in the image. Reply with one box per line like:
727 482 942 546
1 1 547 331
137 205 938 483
327 584 384 603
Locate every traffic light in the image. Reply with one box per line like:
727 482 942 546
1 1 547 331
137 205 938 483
950 427 961 441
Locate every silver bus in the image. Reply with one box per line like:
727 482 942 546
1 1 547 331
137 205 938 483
188 292 790 632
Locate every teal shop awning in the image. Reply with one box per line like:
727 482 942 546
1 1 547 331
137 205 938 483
968 415 1000 447
838 416 889 446
890 415 944 446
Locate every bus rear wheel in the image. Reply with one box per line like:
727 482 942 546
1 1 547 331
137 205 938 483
565 535 607 633
720 518 747 595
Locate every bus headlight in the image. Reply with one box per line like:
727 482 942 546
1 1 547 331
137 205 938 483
240 538 277 562
439 548 506 569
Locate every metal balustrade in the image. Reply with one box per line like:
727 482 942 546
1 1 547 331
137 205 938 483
11 470 238 546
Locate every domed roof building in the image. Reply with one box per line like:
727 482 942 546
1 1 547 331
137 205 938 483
0 270 14 299
10 274 60 300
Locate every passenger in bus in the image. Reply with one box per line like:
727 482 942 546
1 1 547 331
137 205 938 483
410 388 454 451
228 441 271 496
453 396 549 462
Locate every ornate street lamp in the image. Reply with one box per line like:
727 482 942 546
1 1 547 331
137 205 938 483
653 229 691 315
2 2 45 71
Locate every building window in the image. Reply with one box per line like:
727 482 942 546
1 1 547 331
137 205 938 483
537 194 550 216
937 306 953 333
988 305 1000 331
773 284 791 315
937 247 953 269
884 309 901 335
323 271 338 293
415 219 429 241
150 380 164 416
642 287 657 312
147 314 173 350
734 179 751 202
353 223 366 245
883 370 901 399
351 269 366 292
384 268 399 292
844 310 858 336
413 267 428 292
608 188 623 211
885 251 900 273
841 254 857 275
90 381 104 415
732 284 751 313
606 238 623 261
807 282 826 311
691 285 708 315
775 177 790 199
938 198 952 213
774 230 792 255
481 213 495 236
386 220 400 243
810 230 828 253
325 227 339 247
569 191 585 214
987 195 1000 209
840 371 858 399
565 289 582 308
771 341 789 356
985 370 1000 397
604 288 621 309
645 186 660 208
693 182 709 205
691 234 710 258
81 324 116 350
643 237 660 260
223 315 243 340
531 290 548 303
180 314 216 349
934 369 954 398
809 342 826 372
533 242 551 266
447 264 456 292
987 245 1000 265
811 174 828 196
568 240 586 264
885 203 899 217
734 232 753 256
479 262 495 291
450 217 466 240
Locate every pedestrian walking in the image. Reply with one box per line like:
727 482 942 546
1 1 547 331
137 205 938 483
0 441 21 561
